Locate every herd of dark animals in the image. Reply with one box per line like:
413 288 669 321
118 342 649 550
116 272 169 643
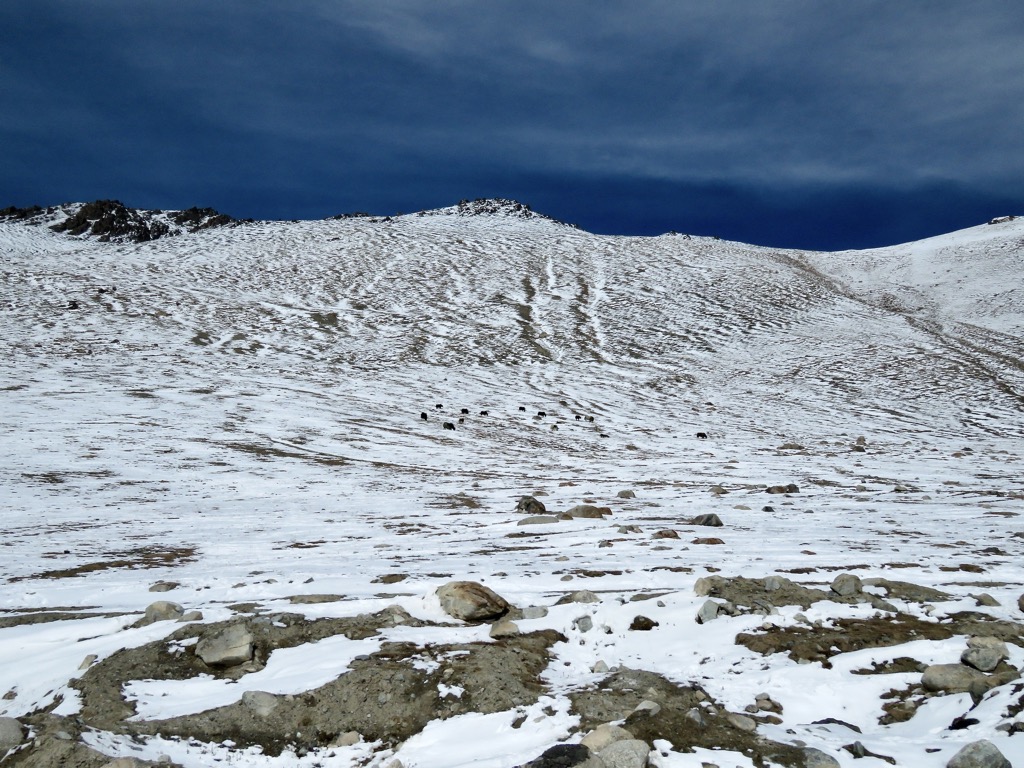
419 404 709 439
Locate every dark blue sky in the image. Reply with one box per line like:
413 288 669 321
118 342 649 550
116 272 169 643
3 1 1022 249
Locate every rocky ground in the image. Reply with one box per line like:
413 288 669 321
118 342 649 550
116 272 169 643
1 202 1023 767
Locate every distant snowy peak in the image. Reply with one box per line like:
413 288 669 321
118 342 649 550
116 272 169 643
416 198 578 227
0 200 238 243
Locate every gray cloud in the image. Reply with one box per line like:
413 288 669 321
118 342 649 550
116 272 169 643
1 0 1021 246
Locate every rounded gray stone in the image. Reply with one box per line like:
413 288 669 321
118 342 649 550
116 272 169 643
596 739 650 768
922 663 986 693
0 717 24 752
517 515 560 526
946 739 1012 768
241 690 279 717
143 600 184 624
961 646 1003 673
196 623 254 667
803 747 841 768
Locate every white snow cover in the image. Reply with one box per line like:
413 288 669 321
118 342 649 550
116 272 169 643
1 205 1022 766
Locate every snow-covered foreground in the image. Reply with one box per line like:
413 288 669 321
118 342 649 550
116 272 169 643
1 202 1022 767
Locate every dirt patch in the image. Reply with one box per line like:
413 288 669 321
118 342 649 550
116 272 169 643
570 668 806 767
68 607 565 756
0 611 127 630
737 613 1024 667
10 547 197 582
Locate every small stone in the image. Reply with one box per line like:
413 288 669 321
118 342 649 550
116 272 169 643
241 690 279 717
79 654 98 670
574 615 594 633
521 744 597 768
689 513 723 527
330 731 361 748
765 483 799 494
100 760 148 768
726 713 756 732
684 707 706 727
196 623 254 667
693 575 723 596
696 600 722 624
521 606 549 619
1018 593 1024 613
632 700 661 716
652 529 679 539
628 615 658 631
763 575 790 591
0 717 24 752
973 593 1000 607
830 573 862 596
616 490 636 499
436 581 511 622
596 739 650 768
556 590 600 605
946 740 1012 768
709 485 728 495
489 619 520 638
143 600 184 624
178 610 203 622
591 660 609 673
692 537 724 545
54 731 72 741
580 723 634 751
148 581 179 593
516 495 547 515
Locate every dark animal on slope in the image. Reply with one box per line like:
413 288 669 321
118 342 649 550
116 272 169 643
584 416 595 422
420 412 428 421
461 408 469 415
537 411 547 417
575 415 581 421
443 422 456 431
458 418 464 423
518 406 526 412
696 432 708 439
435 404 443 409
479 410 489 416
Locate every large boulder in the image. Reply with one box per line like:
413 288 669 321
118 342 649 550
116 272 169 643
436 581 510 622
946 740 1011 768
689 513 723 527
921 663 987 693
196 623 254 667
517 496 547 515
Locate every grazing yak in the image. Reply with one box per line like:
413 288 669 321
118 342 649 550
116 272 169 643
443 422 456 431
420 412 428 421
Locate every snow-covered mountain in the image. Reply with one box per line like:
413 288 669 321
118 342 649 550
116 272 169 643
0 201 1022 767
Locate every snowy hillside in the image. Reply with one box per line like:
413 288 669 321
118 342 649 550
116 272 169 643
0 201 1022 768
